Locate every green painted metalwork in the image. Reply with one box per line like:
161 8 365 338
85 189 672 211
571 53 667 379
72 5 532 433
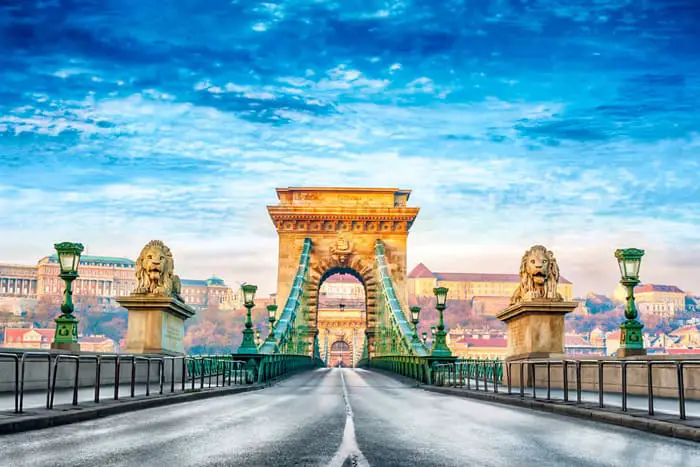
237 284 259 354
374 240 429 358
259 238 313 356
185 353 324 385
430 287 452 357
52 242 84 347
614 248 646 355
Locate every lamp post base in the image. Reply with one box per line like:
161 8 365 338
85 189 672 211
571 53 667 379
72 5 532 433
430 331 452 357
51 342 81 352
52 314 79 350
237 328 259 354
618 347 646 357
619 319 646 357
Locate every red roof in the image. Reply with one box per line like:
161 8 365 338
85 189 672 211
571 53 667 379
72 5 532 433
4 327 55 342
565 333 593 347
454 337 507 348
408 263 434 279
636 284 685 294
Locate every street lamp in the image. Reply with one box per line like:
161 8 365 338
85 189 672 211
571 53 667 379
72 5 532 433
615 248 646 357
266 304 278 342
237 284 258 354
51 242 84 351
422 332 428 345
410 306 421 343
431 286 452 357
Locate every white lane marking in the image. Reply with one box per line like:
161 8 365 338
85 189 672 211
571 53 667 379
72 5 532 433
327 369 370 467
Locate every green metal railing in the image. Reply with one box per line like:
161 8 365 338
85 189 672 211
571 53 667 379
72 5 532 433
256 354 325 383
368 355 434 383
185 353 325 386
185 355 248 388
433 359 504 389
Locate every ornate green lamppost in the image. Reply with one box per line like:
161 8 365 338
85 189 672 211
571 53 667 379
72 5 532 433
615 248 646 357
410 306 421 343
266 304 277 341
431 286 452 357
422 331 428 346
237 284 258 354
51 242 84 352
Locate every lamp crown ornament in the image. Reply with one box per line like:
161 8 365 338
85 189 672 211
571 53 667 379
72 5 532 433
267 303 278 318
54 242 84 275
237 283 259 354
614 248 645 281
433 286 448 308
242 284 258 306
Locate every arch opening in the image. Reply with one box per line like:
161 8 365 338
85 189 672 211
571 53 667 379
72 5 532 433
316 269 367 367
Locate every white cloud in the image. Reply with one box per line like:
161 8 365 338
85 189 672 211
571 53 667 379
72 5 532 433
3 81 699 299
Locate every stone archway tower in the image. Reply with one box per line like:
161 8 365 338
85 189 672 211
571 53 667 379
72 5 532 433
267 187 420 342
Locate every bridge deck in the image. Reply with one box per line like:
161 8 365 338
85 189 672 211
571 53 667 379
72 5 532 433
1 369 698 466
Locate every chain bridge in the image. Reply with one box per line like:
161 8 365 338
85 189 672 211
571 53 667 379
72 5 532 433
1 187 699 466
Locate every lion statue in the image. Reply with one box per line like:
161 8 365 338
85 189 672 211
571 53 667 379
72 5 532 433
133 240 184 302
509 244 563 305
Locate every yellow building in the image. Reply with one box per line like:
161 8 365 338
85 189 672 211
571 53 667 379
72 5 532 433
0 254 237 311
613 284 686 318
1 264 39 297
408 263 573 302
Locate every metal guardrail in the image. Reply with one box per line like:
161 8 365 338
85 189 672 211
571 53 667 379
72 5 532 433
0 352 252 414
432 358 700 421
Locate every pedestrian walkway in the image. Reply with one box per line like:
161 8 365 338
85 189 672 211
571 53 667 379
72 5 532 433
458 378 700 419
0 379 236 412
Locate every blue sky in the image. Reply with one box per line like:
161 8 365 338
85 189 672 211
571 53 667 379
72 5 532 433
1 0 699 297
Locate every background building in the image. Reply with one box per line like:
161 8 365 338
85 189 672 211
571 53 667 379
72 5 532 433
37 254 136 305
1 327 116 352
0 254 238 312
408 263 574 308
0 264 38 298
613 284 687 318
181 276 241 311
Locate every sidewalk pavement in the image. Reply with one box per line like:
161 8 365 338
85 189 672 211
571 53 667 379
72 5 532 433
0 382 264 435
0 379 235 412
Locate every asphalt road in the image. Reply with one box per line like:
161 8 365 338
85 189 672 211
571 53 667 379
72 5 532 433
0 368 698 467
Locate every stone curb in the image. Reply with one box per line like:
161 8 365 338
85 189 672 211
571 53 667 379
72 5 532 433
0 384 265 436
420 385 700 443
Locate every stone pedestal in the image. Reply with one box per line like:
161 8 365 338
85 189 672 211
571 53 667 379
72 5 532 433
117 295 196 356
51 342 81 352
497 299 578 359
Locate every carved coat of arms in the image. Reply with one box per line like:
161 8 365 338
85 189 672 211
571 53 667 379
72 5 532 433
329 232 352 265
